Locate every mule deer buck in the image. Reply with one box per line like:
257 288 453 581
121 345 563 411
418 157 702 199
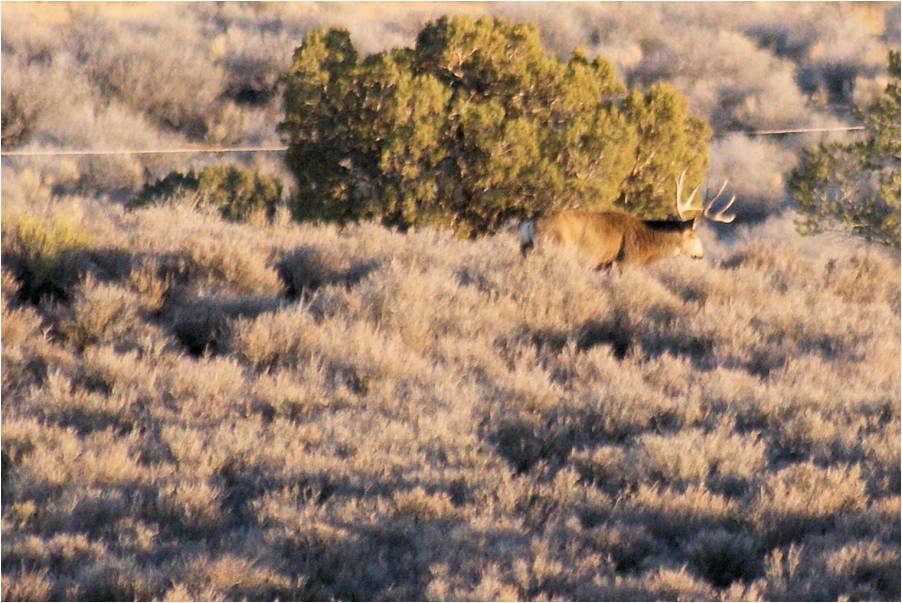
519 170 736 269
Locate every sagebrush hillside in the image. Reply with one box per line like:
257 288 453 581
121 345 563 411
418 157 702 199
2 2 900 601
2 176 899 600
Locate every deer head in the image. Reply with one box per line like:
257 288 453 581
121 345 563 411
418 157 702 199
672 169 737 259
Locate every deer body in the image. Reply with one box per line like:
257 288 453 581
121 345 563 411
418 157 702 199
520 210 703 269
519 170 736 269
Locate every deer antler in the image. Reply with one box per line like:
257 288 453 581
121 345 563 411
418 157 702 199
702 179 736 223
675 169 737 223
675 169 702 220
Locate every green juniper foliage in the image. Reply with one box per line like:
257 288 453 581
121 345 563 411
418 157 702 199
789 50 901 248
1 211 92 302
130 165 283 222
279 16 710 236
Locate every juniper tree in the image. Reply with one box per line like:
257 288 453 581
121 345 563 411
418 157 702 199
280 16 710 236
789 50 900 248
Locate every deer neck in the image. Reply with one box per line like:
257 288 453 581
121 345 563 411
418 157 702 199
639 222 692 260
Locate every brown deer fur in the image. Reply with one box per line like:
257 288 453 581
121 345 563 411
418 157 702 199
520 209 704 269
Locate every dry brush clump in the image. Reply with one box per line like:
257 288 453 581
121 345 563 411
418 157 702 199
2 193 899 601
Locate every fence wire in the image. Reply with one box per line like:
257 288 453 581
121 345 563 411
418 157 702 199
0 127 866 158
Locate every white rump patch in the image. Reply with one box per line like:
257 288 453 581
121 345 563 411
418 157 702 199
519 220 536 247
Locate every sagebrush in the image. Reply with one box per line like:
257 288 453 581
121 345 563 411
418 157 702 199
2 184 899 600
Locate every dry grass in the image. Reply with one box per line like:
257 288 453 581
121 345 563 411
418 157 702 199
2 191 898 600
2 3 900 601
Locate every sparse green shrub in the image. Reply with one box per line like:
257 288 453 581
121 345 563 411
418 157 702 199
129 165 284 222
279 16 710 235
788 50 900 247
1 210 92 302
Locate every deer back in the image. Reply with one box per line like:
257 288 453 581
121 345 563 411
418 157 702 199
528 210 696 268
534 210 638 268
